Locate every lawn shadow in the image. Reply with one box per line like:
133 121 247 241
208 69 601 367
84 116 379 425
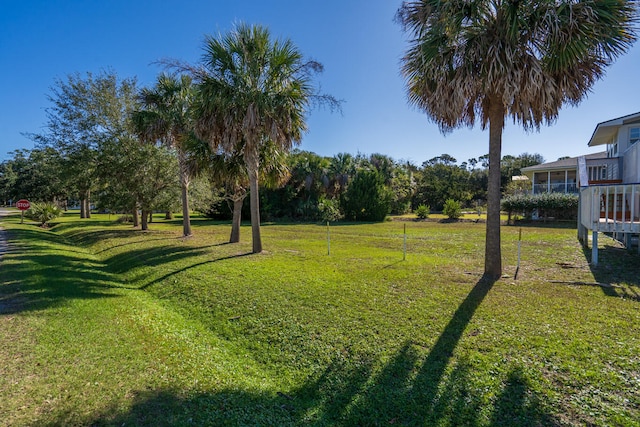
297 275 506 425
582 242 640 301
0 250 123 316
0 225 250 314
50 219 121 233
60 227 175 247
293 275 557 425
137 251 254 290
69 275 557 426
74 370 556 426
60 388 301 427
103 245 213 275
5 228 89 255
490 367 557 426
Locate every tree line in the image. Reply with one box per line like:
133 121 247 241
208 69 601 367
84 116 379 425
0 127 544 222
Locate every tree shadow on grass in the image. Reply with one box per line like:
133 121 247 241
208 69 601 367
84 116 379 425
69 276 557 426
5 228 89 255
301 276 555 425
294 275 551 426
61 227 175 247
0 252 123 315
71 366 557 426
138 251 254 290
490 368 556 426
582 242 640 301
103 245 213 275
49 220 122 233
0 227 250 314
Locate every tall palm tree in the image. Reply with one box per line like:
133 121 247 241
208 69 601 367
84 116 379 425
132 73 196 237
397 0 637 279
196 23 319 253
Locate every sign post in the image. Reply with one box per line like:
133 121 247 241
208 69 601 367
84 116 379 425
514 228 522 279
16 199 31 224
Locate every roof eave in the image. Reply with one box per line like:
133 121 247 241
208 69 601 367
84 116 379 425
588 111 640 147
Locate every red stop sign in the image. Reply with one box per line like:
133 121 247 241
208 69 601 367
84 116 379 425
16 199 31 211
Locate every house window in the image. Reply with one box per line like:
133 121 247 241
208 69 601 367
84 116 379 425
630 127 640 145
607 142 618 157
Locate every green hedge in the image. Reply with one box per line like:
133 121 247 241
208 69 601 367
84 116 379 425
502 193 579 221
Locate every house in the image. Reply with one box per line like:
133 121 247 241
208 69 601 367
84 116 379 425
587 111 640 183
520 151 615 194
519 111 640 264
578 111 640 264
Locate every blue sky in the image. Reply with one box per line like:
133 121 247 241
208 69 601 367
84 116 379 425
1 0 639 165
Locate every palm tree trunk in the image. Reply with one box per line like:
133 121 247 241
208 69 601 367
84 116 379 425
178 150 192 237
244 145 262 253
141 209 149 231
484 100 504 279
229 197 243 243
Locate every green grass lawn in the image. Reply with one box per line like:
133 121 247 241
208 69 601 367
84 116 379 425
1 211 639 426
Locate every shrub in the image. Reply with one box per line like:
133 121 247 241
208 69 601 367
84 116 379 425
415 204 430 219
116 215 133 223
443 199 462 219
26 202 62 227
502 193 578 220
318 197 343 222
342 170 392 221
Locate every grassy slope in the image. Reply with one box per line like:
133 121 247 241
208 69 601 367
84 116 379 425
1 212 639 426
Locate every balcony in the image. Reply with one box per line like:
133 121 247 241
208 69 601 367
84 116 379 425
585 156 622 182
580 183 640 234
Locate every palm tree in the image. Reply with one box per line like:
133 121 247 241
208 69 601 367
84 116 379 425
329 153 356 197
397 0 637 279
196 23 324 253
132 73 196 237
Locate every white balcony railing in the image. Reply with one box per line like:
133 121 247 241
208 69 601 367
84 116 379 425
585 157 621 182
580 183 640 234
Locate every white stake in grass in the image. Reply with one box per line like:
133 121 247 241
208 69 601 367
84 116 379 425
403 223 407 261
515 228 522 279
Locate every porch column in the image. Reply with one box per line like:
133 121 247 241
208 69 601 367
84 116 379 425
592 231 598 266
547 171 551 193
531 174 536 194
565 170 568 193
